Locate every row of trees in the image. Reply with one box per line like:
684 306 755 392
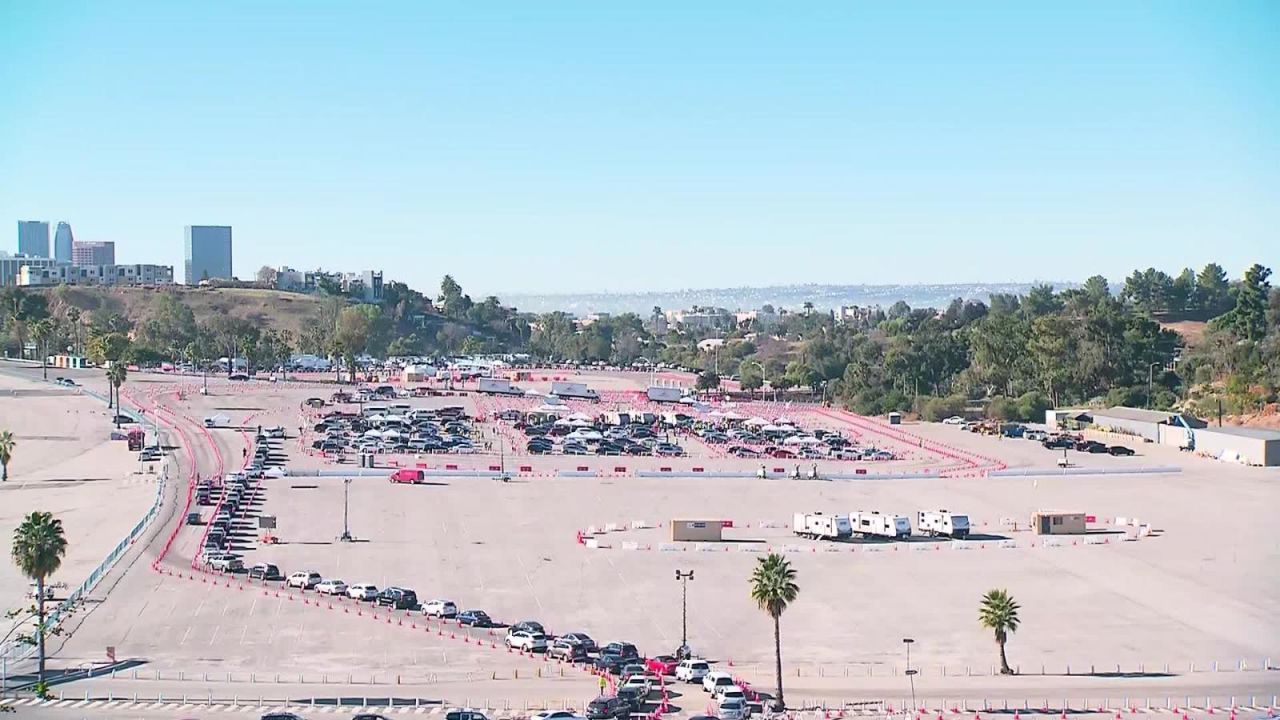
751 553 1021 711
7 262 1274 417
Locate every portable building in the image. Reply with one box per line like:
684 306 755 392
887 412 902 425
670 520 724 542
1192 426 1280 466
1031 511 1087 535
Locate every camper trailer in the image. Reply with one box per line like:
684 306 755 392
550 381 599 401
849 511 912 539
916 510 971 538
792 512 852 540
477 377 525 396
646 386 684 403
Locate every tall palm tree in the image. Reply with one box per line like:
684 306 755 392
66 308 81 355
107 363 128 426
11 511 68 688
978 588 1021 674
0 430 15 481
749 553 799 711
31 318 55 380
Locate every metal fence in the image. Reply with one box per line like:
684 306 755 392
0 386 169 667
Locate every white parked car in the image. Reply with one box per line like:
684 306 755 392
531 712 585 720
942 416 966 425
719 686 747 703
315 579 348 595
207 554 243 573
422 599 458 618
719 695 751 720
505 630 548 652
264 426 286 438
347 583 379 600
703 671 736 694
286 571 322 589
675 658 710 682
619 674 652 696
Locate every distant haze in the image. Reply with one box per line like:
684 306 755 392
500 282 1080 316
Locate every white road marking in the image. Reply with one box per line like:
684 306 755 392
208 623 220 645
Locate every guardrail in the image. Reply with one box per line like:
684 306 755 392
0 387 169 669
989 466 1182 477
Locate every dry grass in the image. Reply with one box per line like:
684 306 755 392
42 285 325 338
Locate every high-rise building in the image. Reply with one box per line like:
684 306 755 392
53 222 74 262
17 221 49 258
183 225 233 284
72 240 116 266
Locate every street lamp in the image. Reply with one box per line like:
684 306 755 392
903 637 917 711
1147 362 1162 409
340 478 354 541
676 569 694 657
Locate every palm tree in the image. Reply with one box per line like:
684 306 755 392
31 318 55 380
978 588 1021 674
107 363 128 426
749 553 799 711
66 308 81 355
11 511 69 688
0 430 15 481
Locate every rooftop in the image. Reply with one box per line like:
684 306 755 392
1198 425 1280 441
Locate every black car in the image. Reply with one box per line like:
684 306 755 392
594 654 627 675
587 695 631 720
248 563 282 580
376 587 419 610
527 441 553 455
560 632 597 653
600 641 639 660
511 620 545 635
614 686 646 713
1108 445 1135 456
1077 441 1109 454
353 714 393 720
1042 436 1076 450
457 610 492 627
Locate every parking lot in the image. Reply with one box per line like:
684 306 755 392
19 368 1278 711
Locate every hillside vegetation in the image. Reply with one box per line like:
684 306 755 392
3 263 1277 424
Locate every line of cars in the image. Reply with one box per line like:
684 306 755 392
515 419 685 457
195 429 287 572
949 418 1135 456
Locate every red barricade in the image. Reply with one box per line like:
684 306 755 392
576 466 589 472
772 467 785 473
613 466 626 473
691 467 704 472
488 465 502 471
445 464 458 470
721 520 734 528
519 465 533 472
659 467 672 472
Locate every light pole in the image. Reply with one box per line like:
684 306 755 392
1147 362 1161 409
676 569 694 657
340 478 353 541
903 637 917 711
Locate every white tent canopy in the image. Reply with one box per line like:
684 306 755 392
567 411 593 422
783 435 822 445
567 429 603 441
745 417 769 426
535 403 568 413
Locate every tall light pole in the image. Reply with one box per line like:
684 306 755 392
340 478 353 541
676 569 694 657
903 637 917 711
1147 362 1161 409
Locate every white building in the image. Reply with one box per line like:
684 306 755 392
18 263 175 287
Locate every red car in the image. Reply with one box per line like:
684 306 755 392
389 468 425 484
766 447 796 459
645 655 678 676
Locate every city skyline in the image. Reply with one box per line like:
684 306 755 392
2 2 1277 294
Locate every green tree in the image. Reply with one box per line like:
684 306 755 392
978 588 1021 675
695 371 721 392
0 430 15 481
86 332 130 367
1224 264 1272 341
1196 263 1231 318
31 318 56 380
749 553 799 711
107 363 128 426
11 511 68 689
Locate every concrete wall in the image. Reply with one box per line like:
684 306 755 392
670 520 724 542
1090 415 1190 449
1193 429 1280 466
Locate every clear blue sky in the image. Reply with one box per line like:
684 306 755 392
2 1 1277 296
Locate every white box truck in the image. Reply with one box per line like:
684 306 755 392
793 512 852 540
477 377 524 396
550 381 599 402
916 510 971 538
647 386 684 403
849 511 912 540
203 414 231 428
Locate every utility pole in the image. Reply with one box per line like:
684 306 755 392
676 569 694 657
340 478 353 541
1147 362 1160 409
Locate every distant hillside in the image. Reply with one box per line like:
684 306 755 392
500 281 1080 315
39 285 325 339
